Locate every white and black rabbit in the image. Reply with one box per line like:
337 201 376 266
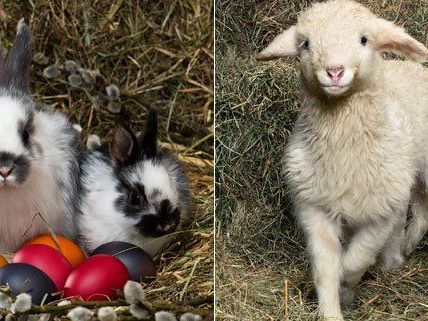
77 110 191 257
0 21 81 252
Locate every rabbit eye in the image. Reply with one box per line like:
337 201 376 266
19 116 34 147
361 35 368 46
21 129 30 145
128 190 141 207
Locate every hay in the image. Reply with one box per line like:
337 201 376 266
215 0 428 320
0 0 213 317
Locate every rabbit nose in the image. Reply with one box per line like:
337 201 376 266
326 66 345 82
156 222 176 233
156 201 180 234
0 166 14 179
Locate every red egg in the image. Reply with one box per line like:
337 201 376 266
64 254 129 301
13 244 73 290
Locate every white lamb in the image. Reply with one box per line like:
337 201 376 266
256 0 428 320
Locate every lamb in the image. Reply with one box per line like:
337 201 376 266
405 180 428 254
256 1 428 320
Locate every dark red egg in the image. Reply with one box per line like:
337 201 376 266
13 244 73 290
91 241 156 281
64 254 129 301
0 263 57 305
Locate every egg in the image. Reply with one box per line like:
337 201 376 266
0 256 7 268
64 254 129 301
27 235 85 268
13 244 73 290
91 241 156 281
0 263 57 305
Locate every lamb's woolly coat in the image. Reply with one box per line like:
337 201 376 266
284 60 428 225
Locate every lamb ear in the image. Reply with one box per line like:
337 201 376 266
255 26 299 61
138 109 158 159
371 18 428 62
1 19 33 92
109 127 139 167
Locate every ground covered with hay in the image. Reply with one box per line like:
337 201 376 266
216 1 428 320
0 1 213 320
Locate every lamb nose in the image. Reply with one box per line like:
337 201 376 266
326 66 345 81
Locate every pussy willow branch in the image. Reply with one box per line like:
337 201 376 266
0 298 212 319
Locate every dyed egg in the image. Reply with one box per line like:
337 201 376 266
64 254 129 301
13 244 73 290
0 263 57 305
92 241 156 281
27 235 85 268
0 256 7 268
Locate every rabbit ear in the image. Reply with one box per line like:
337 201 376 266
0 47 5 83
1 19 33 92
109 127 140 166
138 109 158 159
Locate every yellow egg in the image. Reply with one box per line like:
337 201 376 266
0 255 8 268
27 235 86 268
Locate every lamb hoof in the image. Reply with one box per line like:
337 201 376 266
322 316 344 321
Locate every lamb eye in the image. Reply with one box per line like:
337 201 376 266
128 190 141 207
361 35 368 46
303 39 310 49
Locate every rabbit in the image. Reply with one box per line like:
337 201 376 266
76 110 191 257
0 20 82 253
